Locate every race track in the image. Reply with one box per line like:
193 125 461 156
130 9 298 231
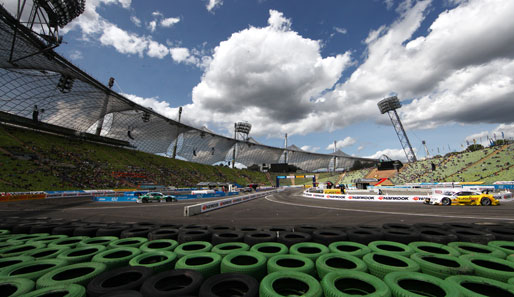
1 188 513 227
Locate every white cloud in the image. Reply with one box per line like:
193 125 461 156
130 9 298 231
161 17 180 28
122 93 177 120
99 24 149 57
301 145 320 153
357 146 364 151
147 40 169 59
69 50 83 60
152 11 163 17
326 137 356 150
130 15 141 27
267 10 291 31
206 0 223 13
334 26 347 35
147 20 157 32
366 148 415 162
465 123 514 146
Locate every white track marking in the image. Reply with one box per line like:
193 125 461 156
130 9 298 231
265 195 514 221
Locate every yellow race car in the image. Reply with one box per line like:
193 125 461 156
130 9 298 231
424 190 500 206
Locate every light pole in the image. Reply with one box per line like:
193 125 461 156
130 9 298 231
232 121 252 168
171 107 182 159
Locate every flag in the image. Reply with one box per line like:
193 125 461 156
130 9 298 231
437 147 440 153
466 140 470 146
473 139 476 144
494 133 497 140
502 131 505 139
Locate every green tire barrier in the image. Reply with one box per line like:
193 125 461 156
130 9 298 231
509 254 514 263
260 271 322 297
174 241 213 258
249 242 288 259
7 234 49 243
408 241 461 257
23 284 86 297
384 271 461 297
328 241 371 258
321 270 391 297
78 236 118 247
267 254 316 276
0 256 35 273
488 240 514 256
212 242 250 257
0 240 23 249
459 253 514 282
57 245 106 264
175 252 222 278
35 262 107 288
48 236 89 249
316 253 367 279
510 276 514 286
27 235 68 245
108 237 148 249
220 251 267 280
410 252 473 279
23 246 70 260
448 242 507 259
446 275 514 297
368 240 414 257
91 247 141 269
363 252 420 279
0 277 35 297
289 242 330 261
0 242 46 257
139 239 178 253
129 250 177 273
0 259 67 281
0 229 9 235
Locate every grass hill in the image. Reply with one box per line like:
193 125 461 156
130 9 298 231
0 124 270 192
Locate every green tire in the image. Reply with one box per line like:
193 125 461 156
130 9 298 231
27 235 68 245
459 253 514 282
329 241 371 258
447 275 514 297
0 256 35 273
384 271 461 297
488 240 514 256
91 247 141 269
508 254 514 263
368 240 414 257
0 277 35 296
249 242 288 259
23 246 70 260
78 236 118 247
0 229 10 235
363 252 420 279
212 242 250 257
129 250 177 273
0 242 46 257
267 254 315 276
316 253 367 279
57 245 106 264
48 236 89 249
174 241 213 258
0 259 67 281
175 252 221 278
510 276 514 285
408 241 461 257
410 252 473 279
7 234 49 243
35 262 107 288
139 239 178 253
108 237 148 249
321 270 391 297
289 242 330 261
0 240 23 250
260 271 322 297
23 284 86 297
448 242 507 259
220 251 267 280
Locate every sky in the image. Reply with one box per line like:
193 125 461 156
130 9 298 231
3 0 514 161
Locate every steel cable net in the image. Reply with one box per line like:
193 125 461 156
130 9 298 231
0 6 375 167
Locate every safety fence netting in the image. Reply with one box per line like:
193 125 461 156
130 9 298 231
0 6 373 171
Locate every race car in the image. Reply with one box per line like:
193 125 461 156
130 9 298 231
424 190 499 206
137 192 177 203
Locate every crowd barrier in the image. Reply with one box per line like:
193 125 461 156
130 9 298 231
94 191 240 202
184 189 279 216
302 190 429 203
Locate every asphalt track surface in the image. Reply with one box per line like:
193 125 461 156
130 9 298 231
1 188 513 227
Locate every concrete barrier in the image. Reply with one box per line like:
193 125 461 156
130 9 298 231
184 189 279 216
302 190 429 203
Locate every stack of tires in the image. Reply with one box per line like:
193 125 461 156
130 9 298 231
0 218 514 296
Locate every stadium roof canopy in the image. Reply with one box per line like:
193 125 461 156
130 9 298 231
0 6 377 172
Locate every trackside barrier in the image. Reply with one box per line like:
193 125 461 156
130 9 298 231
94 191 240 202
302 190 429 203
184 189 280 216
0 192 46 202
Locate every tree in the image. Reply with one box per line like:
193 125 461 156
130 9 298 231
466 144 484 152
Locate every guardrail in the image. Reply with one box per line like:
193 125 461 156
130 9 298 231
184 189 279 216
302 190 429 203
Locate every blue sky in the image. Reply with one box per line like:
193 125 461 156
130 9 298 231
4 0 514 161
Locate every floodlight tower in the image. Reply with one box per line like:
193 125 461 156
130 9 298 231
232 121 252 168
377 96 417 163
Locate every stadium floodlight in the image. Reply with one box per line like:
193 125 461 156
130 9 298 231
235 121 252 135
377 96 417 163
56 74 74 93
36 0 86 28
232 121 252 168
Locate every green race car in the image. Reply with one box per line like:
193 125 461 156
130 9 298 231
137 192 177 203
